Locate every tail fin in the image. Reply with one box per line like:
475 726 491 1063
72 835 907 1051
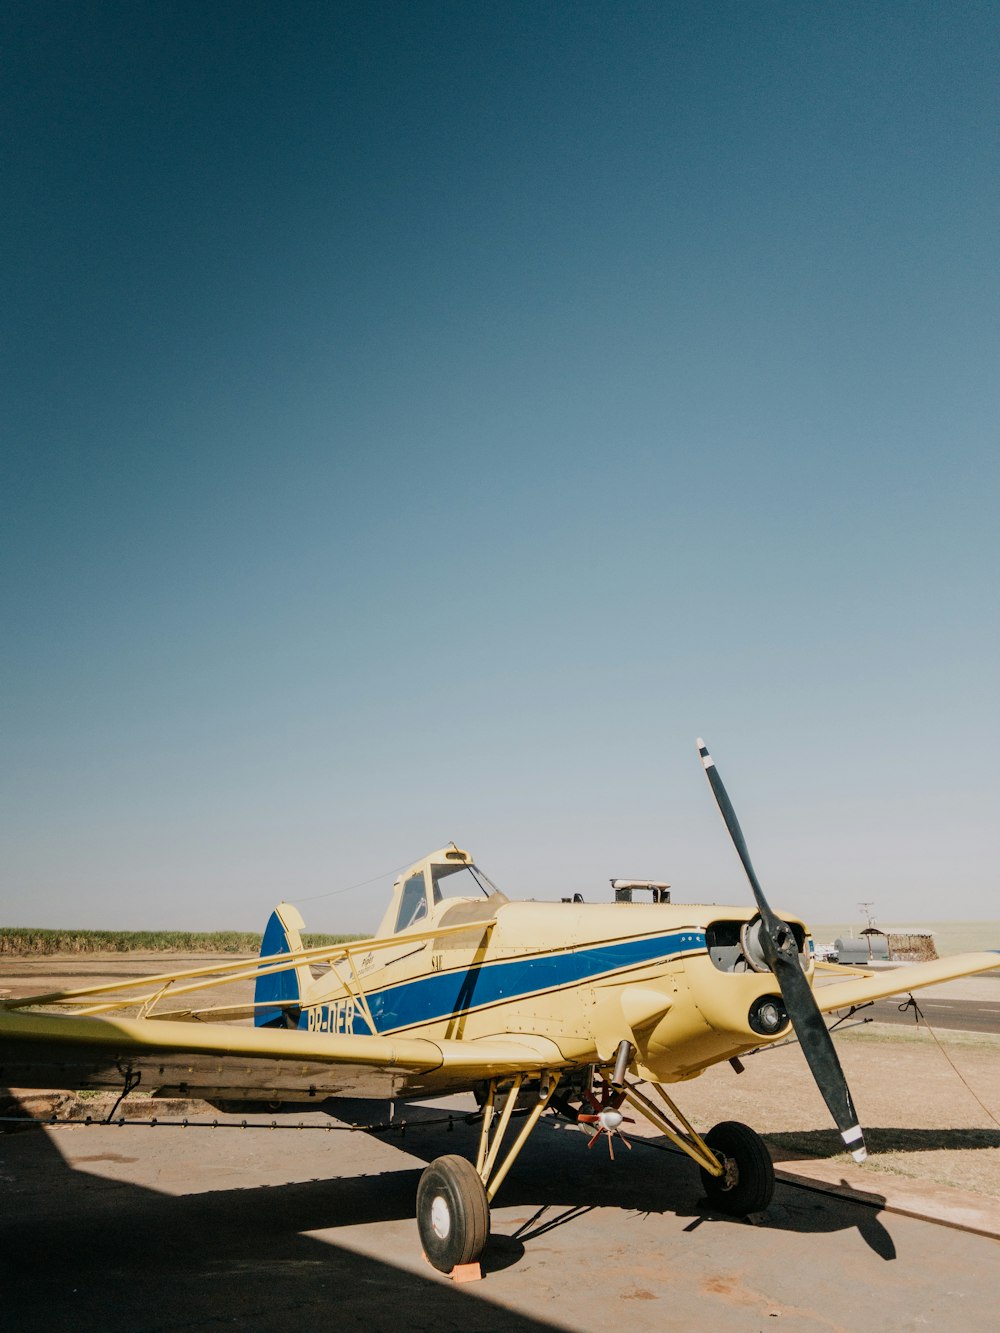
255 902 311 1028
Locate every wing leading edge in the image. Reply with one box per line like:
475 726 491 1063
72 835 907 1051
813 951 1000 1014
0 1008 569 1102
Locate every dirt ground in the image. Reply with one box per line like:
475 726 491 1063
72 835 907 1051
656 1022 1000 1198
3 953 1000 1201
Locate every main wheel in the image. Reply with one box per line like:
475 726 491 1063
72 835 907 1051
698 1120 774 1216
416 1154 490 1273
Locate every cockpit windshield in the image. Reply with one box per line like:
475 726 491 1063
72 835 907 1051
381 848 504 938
392 863 502 934
430 863 501 903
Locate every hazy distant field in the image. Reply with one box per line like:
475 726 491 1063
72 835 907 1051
2 922 996 957
0 928 366 956
811 921 1000 956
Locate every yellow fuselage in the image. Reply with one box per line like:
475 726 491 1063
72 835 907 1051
303 893 808 1086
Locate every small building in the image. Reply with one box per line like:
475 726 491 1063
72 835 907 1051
884 929 938 962
835 927 937 965
836 929 889 965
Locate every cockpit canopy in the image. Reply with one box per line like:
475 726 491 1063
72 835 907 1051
374 845 507 938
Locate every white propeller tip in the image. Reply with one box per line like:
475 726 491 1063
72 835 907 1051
841 1124 866 1162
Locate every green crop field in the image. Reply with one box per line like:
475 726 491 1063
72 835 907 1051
0 927 367 956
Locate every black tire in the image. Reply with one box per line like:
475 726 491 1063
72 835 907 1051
416 1155 490 1273
699 1120 774 1216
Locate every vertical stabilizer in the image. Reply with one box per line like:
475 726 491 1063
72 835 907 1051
255 902 310 1028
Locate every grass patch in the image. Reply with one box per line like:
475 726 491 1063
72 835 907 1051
0 928 367 956
839 1021 1000 1051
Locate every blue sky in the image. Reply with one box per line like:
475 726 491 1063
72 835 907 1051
3 2 998 932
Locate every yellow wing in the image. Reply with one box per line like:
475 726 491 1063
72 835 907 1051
0 1007 568 1103
813 951 1000 1014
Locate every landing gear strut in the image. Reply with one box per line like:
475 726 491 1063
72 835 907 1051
415 1069 775 1274
618 1079 774 1215
416 1072 561 1273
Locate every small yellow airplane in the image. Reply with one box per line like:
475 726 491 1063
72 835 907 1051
1 740 996 1274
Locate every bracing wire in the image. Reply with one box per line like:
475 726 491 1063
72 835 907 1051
292 860 414 905
898 994 1000 1131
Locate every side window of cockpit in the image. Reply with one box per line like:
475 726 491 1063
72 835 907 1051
395 873 428 931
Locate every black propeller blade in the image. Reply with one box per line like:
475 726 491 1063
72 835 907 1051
697 738 867 1163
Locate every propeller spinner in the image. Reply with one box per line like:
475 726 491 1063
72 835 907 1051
697 738 867 1164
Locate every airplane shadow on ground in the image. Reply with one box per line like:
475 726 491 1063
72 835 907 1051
0 1092 558 1333
323 1097 901 1260
765 1126 1000 1156
8 1088 960 1326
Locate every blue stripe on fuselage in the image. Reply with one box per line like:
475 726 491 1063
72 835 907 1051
299 929 706 1036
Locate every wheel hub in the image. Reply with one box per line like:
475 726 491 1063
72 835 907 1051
430 1194 451 1239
